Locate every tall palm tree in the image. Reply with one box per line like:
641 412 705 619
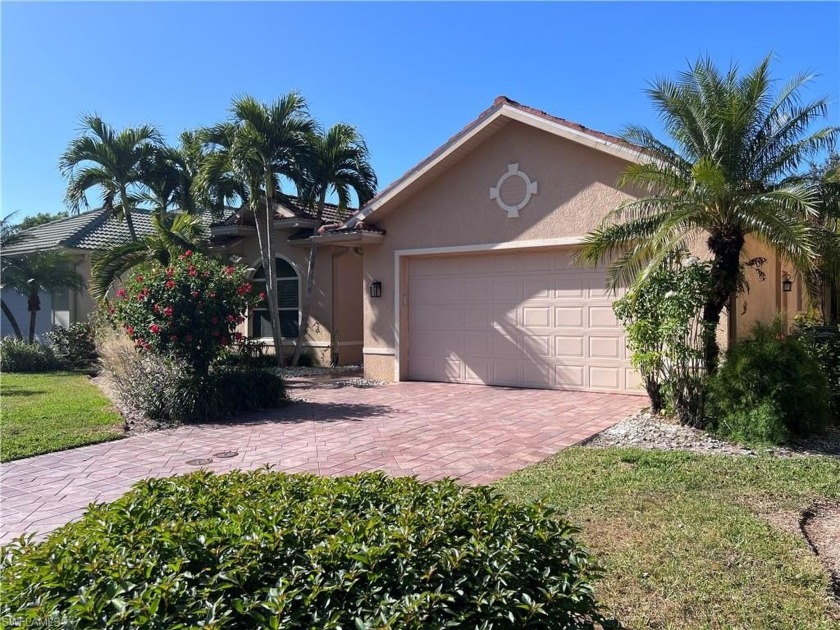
60 115 162 240
803 155 840 321
140 131 203 220
199 94 315 367
0 213 30 339
291 124 377 366
2 251 85 343
89 213 209 301
580 54 838 374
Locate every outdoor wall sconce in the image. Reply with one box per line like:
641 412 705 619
370 280 382 298
782 272 793 293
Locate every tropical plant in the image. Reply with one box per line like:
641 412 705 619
706 320 831 444
0 338 61 373
109 250 257 375
198 93 315 367
139 131 203 220
802 154 840 320
1 251 85 343
613 251 713 422
580 54 839 375
291 124 377 366
793 313 840 422
0 471 604 628
0 213 30 339
89 212 208 300
60 115 162 240
45 320 99 370
16 212 68 230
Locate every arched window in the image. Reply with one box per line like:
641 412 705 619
250 258 299 338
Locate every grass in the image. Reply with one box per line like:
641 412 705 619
496 447 840 630
0 372 124 462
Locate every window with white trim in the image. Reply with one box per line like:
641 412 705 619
250 258 299 338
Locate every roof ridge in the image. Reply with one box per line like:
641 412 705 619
58 209 111 248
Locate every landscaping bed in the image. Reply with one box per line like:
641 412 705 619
0 372 124 462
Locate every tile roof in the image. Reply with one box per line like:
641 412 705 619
215 195 352 227
3 208 234 255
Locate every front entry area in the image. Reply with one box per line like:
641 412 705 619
406 249 639 394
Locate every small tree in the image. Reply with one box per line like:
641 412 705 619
2 251 86 343
110 251 258 374
613 253 713 425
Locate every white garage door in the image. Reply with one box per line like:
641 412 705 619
407 250 639 393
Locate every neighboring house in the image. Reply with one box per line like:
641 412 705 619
313 96 803 394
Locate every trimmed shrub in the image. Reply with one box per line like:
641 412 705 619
706 322 832 444
110 251 258 374
0 471 605 629
0 338 61 373
45 321 98 370
113 351 285 424
793 316 840 423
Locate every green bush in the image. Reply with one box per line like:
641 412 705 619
45 321 98 370
0 338 61 373
114 352 286 424
793 316 840 423
0 471 605 629
706 322 832 444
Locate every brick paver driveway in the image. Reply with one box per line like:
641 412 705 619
0 380 642 542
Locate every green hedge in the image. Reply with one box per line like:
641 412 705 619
0 338 61 373
1 471 604 629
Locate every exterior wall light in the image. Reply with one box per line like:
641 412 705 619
370 280 382 298
782 272 793 293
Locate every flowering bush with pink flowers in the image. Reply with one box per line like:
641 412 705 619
111 251 259 374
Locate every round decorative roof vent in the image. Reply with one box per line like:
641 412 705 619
490 163 538 218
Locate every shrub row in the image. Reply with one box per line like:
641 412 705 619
114 353 286 424
0 338 61 373
0 471 604 629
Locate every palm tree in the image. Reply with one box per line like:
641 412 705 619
89 213 209 301
580 54 838 374
60 115 162 240
140 131 203 220
291 124 377 366
803 154 840 321
198 94 315 367
1 213 30 339
2 251 85 343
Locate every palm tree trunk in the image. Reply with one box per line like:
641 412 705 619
253 188 285 369
702 229 745 377
1 298 24 339
121 185 138 241
291 191 326 366
27 290 41 344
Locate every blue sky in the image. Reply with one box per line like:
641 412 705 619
2 1 839 219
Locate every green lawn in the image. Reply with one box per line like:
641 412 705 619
496 447 840 630
0 372 124 462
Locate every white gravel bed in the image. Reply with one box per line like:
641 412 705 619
586 410 840 458
279 365 361 378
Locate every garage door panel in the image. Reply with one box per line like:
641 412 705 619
555 336 584 358
522 306 551 327
555 307 584 327
556 364 585 388
408 252 636 393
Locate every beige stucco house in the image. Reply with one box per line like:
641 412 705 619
311 96 805 393
5 96 813 388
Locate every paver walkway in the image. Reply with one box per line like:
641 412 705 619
0 380 642 542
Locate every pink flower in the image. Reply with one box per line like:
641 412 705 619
224 266 235 275
188 267 197 277
207 291 216 299
125 325 134 336
164 306 174 317
191 290 199 298
234 332 243 341
226 315 236 323
149 324 161 334
184 250 193 258
153 303 160 313
136 275 144 283
117 288 127 298
166 267 174 277
220 337 229 346
170 334 178 342
258 291 266 301
166 280 176 289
